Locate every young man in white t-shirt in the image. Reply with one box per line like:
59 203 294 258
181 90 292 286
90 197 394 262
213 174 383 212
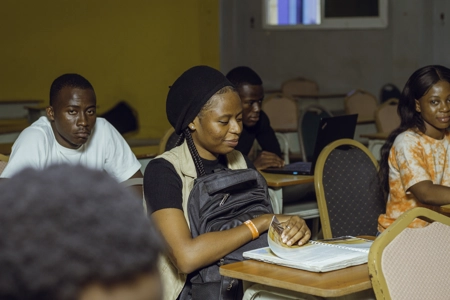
1 73 143 196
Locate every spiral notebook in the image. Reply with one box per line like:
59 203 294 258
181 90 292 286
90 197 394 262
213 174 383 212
243 217 373 272
262 114 358 175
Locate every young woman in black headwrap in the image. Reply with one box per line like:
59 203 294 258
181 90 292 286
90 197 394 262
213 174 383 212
144 66 311 300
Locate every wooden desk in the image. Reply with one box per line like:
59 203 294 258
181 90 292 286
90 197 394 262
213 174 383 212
292 93 347 99
360 132 389 140
0 118 30 135
261 172 313 187
220 260 372 298
260 171 314 215
356 117 376 125
24 104 47 123
131 145 159 159
263 92 347 100
0 99 44 120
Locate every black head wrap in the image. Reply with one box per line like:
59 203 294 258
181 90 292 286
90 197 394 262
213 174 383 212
166 65 234 135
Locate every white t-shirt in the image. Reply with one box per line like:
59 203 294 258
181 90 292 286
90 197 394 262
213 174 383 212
1 116 141 182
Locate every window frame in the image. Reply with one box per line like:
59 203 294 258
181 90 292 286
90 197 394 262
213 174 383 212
262 0 388 30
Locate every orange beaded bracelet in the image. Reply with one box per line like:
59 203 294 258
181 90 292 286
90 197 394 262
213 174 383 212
244 220 259 240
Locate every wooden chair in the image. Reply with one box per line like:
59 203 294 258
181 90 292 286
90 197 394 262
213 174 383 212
363 98 400 160
297 104 333 162
314 139 385 239
344 89 378 124
281 77 319 97
262 93 299 133
158 127 179 154
369 207 450 300
375 98 400 134
0 154 9 175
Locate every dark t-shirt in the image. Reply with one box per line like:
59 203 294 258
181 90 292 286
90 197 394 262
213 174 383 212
144 153 255 212
234 110 282 157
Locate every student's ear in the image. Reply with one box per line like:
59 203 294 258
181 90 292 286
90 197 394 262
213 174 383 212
188 122 196 131
46 106 55 121
415 99 421 113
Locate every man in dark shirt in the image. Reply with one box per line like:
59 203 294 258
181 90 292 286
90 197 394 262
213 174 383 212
226 66 315 206
226 66 285 170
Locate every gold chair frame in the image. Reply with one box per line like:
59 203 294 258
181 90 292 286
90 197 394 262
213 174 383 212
314 138 379 239
368 207 450 300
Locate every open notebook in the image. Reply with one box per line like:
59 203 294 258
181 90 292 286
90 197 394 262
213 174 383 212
262 114 358 175
243 216 373 272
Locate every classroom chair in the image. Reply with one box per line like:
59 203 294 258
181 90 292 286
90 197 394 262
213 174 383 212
281 77 319 97
314 139 385 239
298 104 333 162
158 127 179 154
374 98 400 134
344 89 378 124
368 207 450 300
262 93 299 133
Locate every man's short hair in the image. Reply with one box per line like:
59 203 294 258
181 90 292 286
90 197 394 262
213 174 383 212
226 66 263 88
0 164 164 300
49 73 95 106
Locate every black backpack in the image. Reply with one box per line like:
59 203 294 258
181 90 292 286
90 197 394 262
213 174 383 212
179 168 273 300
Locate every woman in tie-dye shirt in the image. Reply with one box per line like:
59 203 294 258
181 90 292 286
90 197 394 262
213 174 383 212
378 65 450 232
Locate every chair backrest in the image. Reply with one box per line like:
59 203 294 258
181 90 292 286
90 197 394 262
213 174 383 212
375 98 400 134
344 89 378 123
100 101 139 136
281 77 319 97
0 154 9 176
379 83 401 104
314 138 385 239
158 127 180 154
298 104 333 162
262 93 298 132
368 207 450 300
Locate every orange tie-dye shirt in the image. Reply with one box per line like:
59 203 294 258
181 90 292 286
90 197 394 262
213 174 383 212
378 129 450 231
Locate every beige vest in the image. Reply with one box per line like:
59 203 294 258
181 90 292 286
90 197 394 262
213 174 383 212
157 142 247 300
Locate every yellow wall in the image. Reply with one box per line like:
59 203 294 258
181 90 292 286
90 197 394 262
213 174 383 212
0 0 220 139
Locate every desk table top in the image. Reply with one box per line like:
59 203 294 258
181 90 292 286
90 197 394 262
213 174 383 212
220 260 371 298
360 132 390 140
131 145 159 159
292 93 347 99
260 171 313 187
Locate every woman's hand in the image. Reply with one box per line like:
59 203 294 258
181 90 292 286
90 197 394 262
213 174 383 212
279 215 311 246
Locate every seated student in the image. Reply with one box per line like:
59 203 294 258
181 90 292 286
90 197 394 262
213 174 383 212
225 66 284 170
144 65 311 300
378 65 450 232
226 66 315 205
0 73 143 196
0 164 164 300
